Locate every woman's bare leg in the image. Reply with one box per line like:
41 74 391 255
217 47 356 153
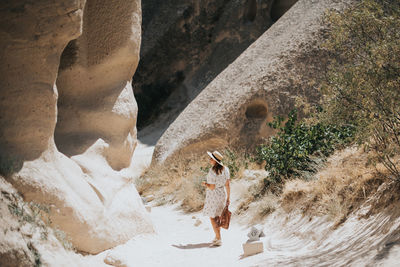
210 217 221 240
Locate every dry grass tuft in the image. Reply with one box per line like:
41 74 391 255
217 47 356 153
233 169 281 223
135 148 257 212
281 146 391 225
255 193 280 219
135 153 209 212
235 185 279 224
235 180 264 215
177 175 205 212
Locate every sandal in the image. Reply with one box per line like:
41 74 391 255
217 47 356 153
210 239 222 247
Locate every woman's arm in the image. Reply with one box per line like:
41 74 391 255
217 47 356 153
225 179 230 205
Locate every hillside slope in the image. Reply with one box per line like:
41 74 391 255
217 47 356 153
152 0 353 166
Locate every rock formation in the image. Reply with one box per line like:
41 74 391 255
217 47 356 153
0 0 84 164
0 0 153 254
55 0 141 171
0 177 84 266
152 0 353 166
133 0 298 137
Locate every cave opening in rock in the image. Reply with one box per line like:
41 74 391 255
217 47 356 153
239 101 269 148
245 103 268 119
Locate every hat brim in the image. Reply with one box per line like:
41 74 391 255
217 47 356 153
207 151 224 166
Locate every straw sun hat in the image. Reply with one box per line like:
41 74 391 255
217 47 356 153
207 150 224 166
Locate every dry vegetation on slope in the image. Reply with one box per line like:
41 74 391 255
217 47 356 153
281 147 390 224
242 0 400 225
0 176 83 267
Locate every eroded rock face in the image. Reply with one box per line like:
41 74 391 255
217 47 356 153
55 0 142 171
0 177 85 266
152 0 354 166
0 0 84 163
0 0 154 254
134 0 298 133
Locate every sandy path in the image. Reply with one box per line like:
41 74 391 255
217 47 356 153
86 189 400 267
92 204 267 267
85 140 268 267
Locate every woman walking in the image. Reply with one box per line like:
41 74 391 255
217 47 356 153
201 150 230 246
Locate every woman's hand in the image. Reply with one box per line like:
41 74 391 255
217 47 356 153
201 181 206 187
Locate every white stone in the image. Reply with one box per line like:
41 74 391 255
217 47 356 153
242 242 264 257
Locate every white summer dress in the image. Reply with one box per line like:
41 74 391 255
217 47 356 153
203 166 230 218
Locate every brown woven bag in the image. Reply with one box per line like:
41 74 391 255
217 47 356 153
216 205 231 229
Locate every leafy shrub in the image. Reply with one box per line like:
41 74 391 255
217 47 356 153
256 109 354 185
223 149 240 178
222 148 252 179
321 0 400 179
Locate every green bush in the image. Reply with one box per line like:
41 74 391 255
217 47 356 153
256 109 354 185
222 148 251 179
223 149 240 178
321 0 400 179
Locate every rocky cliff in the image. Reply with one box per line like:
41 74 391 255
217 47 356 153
133 0 298 137
0 0 153 254
152 0 353 166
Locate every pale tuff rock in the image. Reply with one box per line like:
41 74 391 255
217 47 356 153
56 0 142 171
0 0 153 254
152 0 353 166
0 177 85 266
134 0 298 140
0 0 84 162
104 253 128 267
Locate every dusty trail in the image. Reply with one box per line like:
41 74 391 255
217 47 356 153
94 204 265 267
85 183 400 267
83 140 400 267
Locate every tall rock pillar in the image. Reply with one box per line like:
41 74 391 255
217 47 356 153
0 0 84 164
0 0 153 254
55 0 141 171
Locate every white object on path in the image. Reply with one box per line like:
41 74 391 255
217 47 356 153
247 226 265 242
242 241 264 257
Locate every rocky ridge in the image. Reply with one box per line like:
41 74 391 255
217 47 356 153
134 0 298 138
152 0 353 166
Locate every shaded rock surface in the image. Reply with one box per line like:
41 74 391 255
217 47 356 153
152 0 354 166
134 0 298 141
0 0 154 254
56 0 141 171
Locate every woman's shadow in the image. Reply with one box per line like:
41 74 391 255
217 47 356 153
172 243 218 249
